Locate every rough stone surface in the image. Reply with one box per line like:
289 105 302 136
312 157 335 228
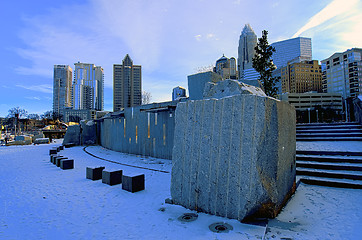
171 92 296 221
203 79 266 99
63 125 81 146
80 120 97 145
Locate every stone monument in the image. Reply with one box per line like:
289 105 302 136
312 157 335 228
170 79 296 221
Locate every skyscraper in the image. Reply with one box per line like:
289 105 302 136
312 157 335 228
72 62 104 111
281 60 322 93
237 24 258 79
271 37 312 69
214 55 237 80
113 54 142 111
53 65 73 118
321 48 362 99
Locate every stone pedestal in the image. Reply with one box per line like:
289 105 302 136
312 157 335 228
86 167 105 180
49 148 57 155
60 159 74 170
52 155 63 164
50 154 57 163
102 170 123 186
122 174 145 193
56 157 67 167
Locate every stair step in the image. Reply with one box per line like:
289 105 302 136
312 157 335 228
297 129 362 134
296 150 362 156
296 167 362 180
297 122 359 127
297 125 362 130
297 133 362 137
296 155 362 164
296 161 362 171
297 137 362 141
297 176 362 189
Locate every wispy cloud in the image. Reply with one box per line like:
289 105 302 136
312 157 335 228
25 96 41 100
16 84 52 93
292 0 359 37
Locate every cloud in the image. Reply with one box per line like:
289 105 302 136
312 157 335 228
16 84 52 93
292 0 359 37
25 96 41 100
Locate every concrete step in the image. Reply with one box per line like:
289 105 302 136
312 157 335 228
297 137 362 141
297 125 362 130
296 150 362 157
296 122 360 127
297 129 362 134
296 167 362 180
297 176 362 189
297 133 362 138
296 155 362 164
296 161 362 171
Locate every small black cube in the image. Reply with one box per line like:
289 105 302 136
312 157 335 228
60 159 74 170
49 148 57 155
52 155 63 164
86 167 105 180
56 157 67 167
59 145 64 151
122 174 145 193
102 170 122 186
56 147 61 152
50 154 57 163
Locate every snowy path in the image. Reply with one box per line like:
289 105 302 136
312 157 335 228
0 141 361 239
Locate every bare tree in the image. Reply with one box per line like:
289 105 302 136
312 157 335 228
142 91 152 105
7 107 28 119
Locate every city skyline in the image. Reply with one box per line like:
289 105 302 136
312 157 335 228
0 0 361 117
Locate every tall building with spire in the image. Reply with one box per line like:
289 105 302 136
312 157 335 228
113 54 142 111
53 65 73 118
237 24 258 80
72 62 104 111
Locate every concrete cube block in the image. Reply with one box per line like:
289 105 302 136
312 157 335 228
56 147 60 152
102 170 122 185
59 145 64 150
86 167 105 180
122 174 145 193
60 159 74 170
52 155 63 164
56 157 67 167
49 148 57 155
50 154 57 163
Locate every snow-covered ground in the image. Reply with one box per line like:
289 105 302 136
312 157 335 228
0 140 361 239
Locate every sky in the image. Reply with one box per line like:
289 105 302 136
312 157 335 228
0 0 361 117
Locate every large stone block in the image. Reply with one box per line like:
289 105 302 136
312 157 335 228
80 120 97 145
60 159 74 170
63 125 81 146
171 89 296 221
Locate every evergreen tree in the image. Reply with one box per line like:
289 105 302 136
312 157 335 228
252 30 279 97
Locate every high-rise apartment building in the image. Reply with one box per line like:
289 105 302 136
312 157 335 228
271 37 312 69
72 62 104 111
53 65 73 117
237 24 258 79
281 60 322 93
113 54 142 111
214 55 237 80
321 48 362 99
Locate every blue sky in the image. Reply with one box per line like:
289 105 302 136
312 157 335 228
0 0 361 117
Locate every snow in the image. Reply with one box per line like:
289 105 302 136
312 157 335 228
0 140 361 239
